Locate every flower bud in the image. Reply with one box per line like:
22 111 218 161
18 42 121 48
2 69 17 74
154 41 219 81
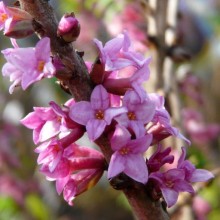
57 13 80 43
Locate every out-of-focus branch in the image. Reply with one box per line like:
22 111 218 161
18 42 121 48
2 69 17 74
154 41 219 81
146 0 185 147
18 1 170 219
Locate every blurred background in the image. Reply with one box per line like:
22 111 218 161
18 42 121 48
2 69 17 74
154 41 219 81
0 0 220 219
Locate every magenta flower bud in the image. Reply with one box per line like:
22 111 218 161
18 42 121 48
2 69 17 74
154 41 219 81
57 13 80 42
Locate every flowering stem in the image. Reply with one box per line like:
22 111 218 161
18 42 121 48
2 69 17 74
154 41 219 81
19 0 170 219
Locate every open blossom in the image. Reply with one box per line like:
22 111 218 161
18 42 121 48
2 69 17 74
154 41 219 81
1 37 55 93
94 31 147 71
149 146 214 207
115 89 155 137
92 32 151 98
69 85 127 140
108 125 152 184
177 147 214 182
21 100 83 144
150 168 194 207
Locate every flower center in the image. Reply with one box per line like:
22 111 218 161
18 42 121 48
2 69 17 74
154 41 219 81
119 147 130 155
0 14 8 22
127 111 136 120
95 110 104 120
165 180 174 188
37 60 45 72
53 144 61 153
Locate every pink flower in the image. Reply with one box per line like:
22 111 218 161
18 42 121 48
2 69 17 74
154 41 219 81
69 85 127 140
108 125 152 184
149 146 214 207
92 32 151 98
115 89 155 137
150 169 194 207
1 37 55 93
94 31 147 71
177 147 214 182
21 100 83 144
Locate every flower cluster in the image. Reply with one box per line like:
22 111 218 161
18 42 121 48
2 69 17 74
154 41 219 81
0 3 214 207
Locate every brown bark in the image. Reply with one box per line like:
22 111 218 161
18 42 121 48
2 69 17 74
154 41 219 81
19 0 170 219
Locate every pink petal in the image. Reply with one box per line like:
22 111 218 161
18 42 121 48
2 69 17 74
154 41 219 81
34 107 56 120
104 35 124 55
49 101 65 117
104 106 127 125
190 169 214 182
35 37 51 61
177 147 187 167
43 61 55 76
108 152 125 179
3 47 36 72
21 70 43 89
134 102 156 124
91 85 109 110
110 125 131 151
86 119 107 141
115 113 129 127
33 126 42 144
128 121 146 138
39 120 60 142
123 90 141 106
161 187 178 208
129 134 152 154
56 175 70 195
124 154 148 184
63 180 77 206
174 180 194 194
69 101 94 125
20 112 43 129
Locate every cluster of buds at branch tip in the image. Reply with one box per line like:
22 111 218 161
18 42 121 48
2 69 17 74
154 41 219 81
0 2 34 38
57 13 80 43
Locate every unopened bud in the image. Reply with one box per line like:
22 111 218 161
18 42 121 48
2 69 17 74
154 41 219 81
57 13 80 43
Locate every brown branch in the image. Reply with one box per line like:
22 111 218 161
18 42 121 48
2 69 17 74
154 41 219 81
19 0 169 219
